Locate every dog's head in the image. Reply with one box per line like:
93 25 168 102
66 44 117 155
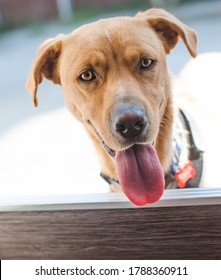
26 8 197 206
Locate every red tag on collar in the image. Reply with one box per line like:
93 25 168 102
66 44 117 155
175 160 196 188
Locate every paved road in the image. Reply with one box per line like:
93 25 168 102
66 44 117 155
0 1 221 135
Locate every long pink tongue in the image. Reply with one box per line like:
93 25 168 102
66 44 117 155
115 144 164 206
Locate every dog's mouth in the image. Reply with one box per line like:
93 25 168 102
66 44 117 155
101 139 116 157
90 121 165 206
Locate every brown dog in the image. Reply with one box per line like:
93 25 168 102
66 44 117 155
26 8 197 206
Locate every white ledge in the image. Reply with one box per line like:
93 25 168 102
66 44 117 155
0 188 221 212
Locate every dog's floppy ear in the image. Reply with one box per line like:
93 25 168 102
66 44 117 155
26 34 64 107
136 8 197 57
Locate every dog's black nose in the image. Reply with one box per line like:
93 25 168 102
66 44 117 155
111 105 148 139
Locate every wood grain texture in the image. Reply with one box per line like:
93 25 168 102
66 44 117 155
0 205 221 259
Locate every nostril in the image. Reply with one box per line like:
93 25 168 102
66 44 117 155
134 117 147 131
116 123 128 134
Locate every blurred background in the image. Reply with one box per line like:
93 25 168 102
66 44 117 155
0 0 221 197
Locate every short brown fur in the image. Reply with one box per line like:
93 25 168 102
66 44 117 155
26 9 197 186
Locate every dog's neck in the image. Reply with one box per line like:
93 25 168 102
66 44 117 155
88 96 174 180
155 96 174 173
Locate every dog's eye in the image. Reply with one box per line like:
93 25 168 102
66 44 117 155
140 58 155 70
79 70 96 82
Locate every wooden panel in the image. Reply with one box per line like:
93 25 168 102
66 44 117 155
0 204 221 259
